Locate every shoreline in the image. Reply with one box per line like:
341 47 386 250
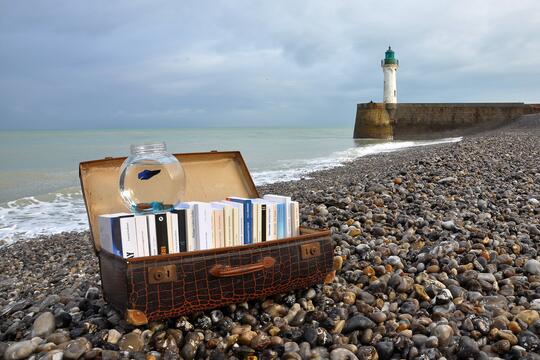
1 116 539 359
0 136 462 245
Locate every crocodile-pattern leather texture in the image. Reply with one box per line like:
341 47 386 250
125 237 333 321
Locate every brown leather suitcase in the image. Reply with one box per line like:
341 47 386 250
79 151 334 325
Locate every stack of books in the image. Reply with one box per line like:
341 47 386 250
98 195 300 258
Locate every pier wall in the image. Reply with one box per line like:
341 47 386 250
353 102 540 139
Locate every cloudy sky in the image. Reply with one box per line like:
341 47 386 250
1 0 540 130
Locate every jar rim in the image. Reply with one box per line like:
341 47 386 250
130 142 167 155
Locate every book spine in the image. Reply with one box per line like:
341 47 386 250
223 207 231 247
271 203 278 240
238 206 244 245
291 201 300 237
200 205 210 250
111 217 123 257
252 203 258 243
266 204 273 240
228 199 251 244
277 203 285 239
232 207 240 246
185 209 194 251
147 215 158 255
256 203 262 243
134 215 149 257
175 209 187 252
227 208 233 247
245 201 252 244
261 204 267 242
217 210 224 248
204 205 213 249
192 205 200 250
167 213 174 254
171 213 179 253
120 217 136 258
211 210 217 248
285 200 292 238
195 204 212 250
155 213 169 255
98 216 113 254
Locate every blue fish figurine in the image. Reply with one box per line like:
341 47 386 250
138 169 161 180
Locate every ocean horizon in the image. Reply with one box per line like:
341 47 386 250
0 127 461 243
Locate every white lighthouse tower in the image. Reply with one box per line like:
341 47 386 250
382 46 399 103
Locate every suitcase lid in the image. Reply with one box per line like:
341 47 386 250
79 151 259 253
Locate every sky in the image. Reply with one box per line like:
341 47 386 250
1 0 540 130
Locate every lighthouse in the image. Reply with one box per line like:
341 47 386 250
382 46 399 103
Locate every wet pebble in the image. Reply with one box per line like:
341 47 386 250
343 315 375 333
4 340 38 360
32 312 56 338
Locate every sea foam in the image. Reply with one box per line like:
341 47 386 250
252 137 462 185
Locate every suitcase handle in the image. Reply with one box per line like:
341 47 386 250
210 256 276 277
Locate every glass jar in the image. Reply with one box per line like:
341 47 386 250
119 142 186 213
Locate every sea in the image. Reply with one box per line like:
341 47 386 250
0 128 461 244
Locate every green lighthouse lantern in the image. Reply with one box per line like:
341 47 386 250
383 46 398 65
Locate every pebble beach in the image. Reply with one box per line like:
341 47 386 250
1 116 539 360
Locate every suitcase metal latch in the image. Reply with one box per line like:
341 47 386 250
300 242 321 259
148 265 177 284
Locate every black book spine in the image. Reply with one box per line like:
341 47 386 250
155 214 169 255
261 204 267 242
174 209 187 252
111 218 123 257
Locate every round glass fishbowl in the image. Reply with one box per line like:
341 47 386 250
119 142 186 214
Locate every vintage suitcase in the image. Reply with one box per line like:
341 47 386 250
79 151 334 325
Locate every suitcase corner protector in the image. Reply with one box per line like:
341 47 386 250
324 271 336 285
126 309 148 326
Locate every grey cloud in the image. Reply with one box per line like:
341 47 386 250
1 0 539 129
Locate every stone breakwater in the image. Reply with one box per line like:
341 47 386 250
1 116 539 360
353 102 540 140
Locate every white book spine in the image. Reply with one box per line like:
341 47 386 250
120 217 137 258
135 215 149 257
147 215 158 256
171 213 179 253
178 203 197 251
266 204 272 241
217 210 224 248
166 213 174 254
265 205 272 241
192 205 202 250
185 209 194 252
231 207 239 246
238 205 244 245
211 210 217 248
271 203 278 240
222 206 231 247
222 200 243 245
251 203 256 243
291 201 300 237
203 205 212 249
227 207 233 247
285 199 292 238
193 203 212 250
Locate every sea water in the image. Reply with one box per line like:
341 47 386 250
0 128 461 243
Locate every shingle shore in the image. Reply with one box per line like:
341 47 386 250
1 116 539 360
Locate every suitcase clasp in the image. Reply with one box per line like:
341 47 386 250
148 265 177 284
300 242 321 259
